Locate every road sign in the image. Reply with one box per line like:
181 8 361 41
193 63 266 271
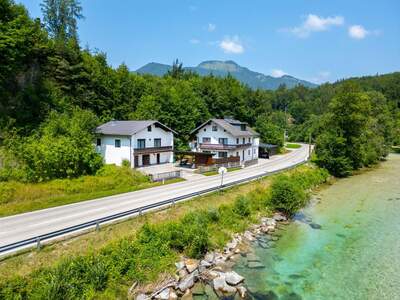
218 167 227 175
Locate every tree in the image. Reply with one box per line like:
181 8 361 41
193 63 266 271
167 59 185 79
255 114 284 148
41 0 83 42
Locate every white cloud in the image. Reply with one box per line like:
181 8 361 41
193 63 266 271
189 38 200 44
207 23 216 32
288 14 344 38
348 25 368 39
271 69 287 77
219 36 244 54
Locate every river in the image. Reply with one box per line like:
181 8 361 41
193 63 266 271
234 154 400 300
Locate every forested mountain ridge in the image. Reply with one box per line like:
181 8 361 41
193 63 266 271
136 60 317 90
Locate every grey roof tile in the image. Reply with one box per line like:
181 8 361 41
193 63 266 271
96 120 176 135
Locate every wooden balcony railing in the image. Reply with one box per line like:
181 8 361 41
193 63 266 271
134 146 173 154
199 143 252 150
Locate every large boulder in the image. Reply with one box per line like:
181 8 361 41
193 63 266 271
177 270 198 292
154 288 170 300
213 276 237 294
184 259 199 273
225 271 244 286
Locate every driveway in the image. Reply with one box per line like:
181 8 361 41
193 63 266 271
0 144 310 254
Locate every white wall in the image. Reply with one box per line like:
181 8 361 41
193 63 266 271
96 123 174 168
133 124 173 148
97 135 131 166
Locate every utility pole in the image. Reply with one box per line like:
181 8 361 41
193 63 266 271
308 132 312 160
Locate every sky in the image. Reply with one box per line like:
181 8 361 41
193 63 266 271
19 0 400 83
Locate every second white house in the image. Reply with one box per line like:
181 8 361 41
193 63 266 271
95 120 176 168
189 118 260 163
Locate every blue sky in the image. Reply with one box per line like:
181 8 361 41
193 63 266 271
19 0 400 83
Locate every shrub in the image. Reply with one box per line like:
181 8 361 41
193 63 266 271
270 174 307 216
233 195 251 217
121 159 131 168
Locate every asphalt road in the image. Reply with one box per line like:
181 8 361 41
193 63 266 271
0 144 310 253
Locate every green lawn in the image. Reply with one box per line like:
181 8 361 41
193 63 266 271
285 143 302 149
0 165 184 217
202 166 242 176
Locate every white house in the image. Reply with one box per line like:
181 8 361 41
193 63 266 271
95 120 176 168
190 118 260 163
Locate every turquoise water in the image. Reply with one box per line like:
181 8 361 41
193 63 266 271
234 155 400 300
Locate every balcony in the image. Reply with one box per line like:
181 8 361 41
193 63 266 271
134 146 173 154
199 143 252 151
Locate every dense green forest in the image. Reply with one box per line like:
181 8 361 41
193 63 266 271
1 0 399 181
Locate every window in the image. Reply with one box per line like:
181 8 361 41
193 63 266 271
236 138 239 144
218 138 228 145
248 137 251 143
137 139 146 149
240 124 246 131
236 152 239 157
218 152 228 158
203 128 206 132
242 138 245 144
202 137 211 143
115 139 121 148
212 125 218 131
154 138 161 148
147 125 152 132
96 138 101 146
248 149 251 155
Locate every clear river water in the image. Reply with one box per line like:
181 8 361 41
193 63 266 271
234 154 400 300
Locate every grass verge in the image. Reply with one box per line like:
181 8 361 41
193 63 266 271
202 167 242 176
285 143 302 149
0 164 329 299
0 165 184 217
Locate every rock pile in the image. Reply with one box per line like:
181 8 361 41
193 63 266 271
131 212 288 300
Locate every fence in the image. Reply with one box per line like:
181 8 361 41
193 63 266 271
0 157 309 255
149 170 182 182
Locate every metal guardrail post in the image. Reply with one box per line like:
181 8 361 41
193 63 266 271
36 237 41 250
96 221 100 232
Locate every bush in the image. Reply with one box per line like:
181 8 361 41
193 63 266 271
270 174 307 216
233 195 251 217
2 109 104 182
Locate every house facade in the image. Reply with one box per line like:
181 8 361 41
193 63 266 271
189 118 259 163
95 120 176 168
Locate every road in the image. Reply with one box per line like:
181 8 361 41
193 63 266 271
0 144 309 254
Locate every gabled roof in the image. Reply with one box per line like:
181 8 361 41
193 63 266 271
190 119 259 137
96 120 177 136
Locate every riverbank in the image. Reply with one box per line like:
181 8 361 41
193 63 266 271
234 154 400 299
0 164 329 299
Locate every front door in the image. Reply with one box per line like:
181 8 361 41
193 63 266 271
134 155 139 167
143 154 150 166
156 153 160 164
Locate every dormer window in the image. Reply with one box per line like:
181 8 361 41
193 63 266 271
147 125 152 132
212 125 218 131
240 124 246 131
96 138 101 146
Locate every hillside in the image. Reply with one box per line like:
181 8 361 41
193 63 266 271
136 60 317 90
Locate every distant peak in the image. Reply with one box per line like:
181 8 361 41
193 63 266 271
197 60 240 72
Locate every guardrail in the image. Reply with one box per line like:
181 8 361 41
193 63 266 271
0 157 309 255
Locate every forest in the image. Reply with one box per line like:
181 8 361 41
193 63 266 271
1 0 399 181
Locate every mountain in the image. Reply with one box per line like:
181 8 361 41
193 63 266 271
135 60 317 90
